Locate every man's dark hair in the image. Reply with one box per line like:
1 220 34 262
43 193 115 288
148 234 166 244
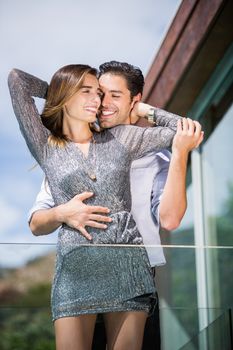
99 61 144 98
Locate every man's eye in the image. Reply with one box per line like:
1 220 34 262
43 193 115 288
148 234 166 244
82 90 90 93
112 95 120 98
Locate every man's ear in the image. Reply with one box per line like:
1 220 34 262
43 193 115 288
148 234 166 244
130 93 142 109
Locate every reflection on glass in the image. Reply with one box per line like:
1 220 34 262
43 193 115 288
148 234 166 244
156 246 232 350
180 309 232 350
202 103 233 311
0 244 232 349
202 102 233 247
158 184 198 348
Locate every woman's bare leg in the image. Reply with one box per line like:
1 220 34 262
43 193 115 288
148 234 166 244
54 314 97 350
103 311 148 350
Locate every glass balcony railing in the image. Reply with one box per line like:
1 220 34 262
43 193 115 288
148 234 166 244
180 309 232 350
0 243 232 350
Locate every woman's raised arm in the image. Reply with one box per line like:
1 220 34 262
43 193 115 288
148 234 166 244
8 69 49 164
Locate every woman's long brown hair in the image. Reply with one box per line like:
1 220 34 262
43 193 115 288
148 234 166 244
41 64 98 147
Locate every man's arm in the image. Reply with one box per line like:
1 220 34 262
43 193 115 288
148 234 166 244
28 178 59 233
152 118 204 231
155 150 187 231
29 179 112 240
131 102 181 127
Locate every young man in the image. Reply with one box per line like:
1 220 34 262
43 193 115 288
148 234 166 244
28 61 203 349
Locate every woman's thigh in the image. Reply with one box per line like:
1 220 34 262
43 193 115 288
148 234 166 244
54 314 97 350
103 311 148 350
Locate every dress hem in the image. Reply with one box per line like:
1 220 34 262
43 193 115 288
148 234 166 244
52 304 150 322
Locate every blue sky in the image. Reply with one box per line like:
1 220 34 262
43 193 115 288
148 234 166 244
0 0 181 267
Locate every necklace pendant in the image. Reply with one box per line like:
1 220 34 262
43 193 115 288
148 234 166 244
89 174 97 181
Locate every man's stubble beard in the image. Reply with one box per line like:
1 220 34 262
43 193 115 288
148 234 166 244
99 116 130 129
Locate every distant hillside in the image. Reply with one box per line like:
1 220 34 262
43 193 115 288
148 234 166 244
0 252 56 306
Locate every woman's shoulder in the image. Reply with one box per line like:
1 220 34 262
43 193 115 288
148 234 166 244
108 124 143 135
95 125 145 145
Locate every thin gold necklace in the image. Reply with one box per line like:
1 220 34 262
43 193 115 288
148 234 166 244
67 134 93 144
74 135 97 181
87 135 97 181
67 132 97 181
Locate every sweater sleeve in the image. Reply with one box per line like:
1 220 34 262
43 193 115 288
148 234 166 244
109 108 181 160
8 69 49 164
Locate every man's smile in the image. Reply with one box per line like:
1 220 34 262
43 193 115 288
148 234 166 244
100 109 117 119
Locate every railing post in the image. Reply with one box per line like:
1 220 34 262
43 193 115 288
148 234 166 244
191 148 209 349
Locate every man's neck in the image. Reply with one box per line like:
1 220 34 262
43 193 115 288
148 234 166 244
135 118 151 127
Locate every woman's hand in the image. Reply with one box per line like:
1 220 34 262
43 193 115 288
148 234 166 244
172 118 204 155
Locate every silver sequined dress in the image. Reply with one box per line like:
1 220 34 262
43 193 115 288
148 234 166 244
8 69 180 321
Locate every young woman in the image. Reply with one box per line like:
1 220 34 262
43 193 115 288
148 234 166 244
8 64 179 350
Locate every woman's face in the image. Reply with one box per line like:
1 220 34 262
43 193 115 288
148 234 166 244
64 74 102 123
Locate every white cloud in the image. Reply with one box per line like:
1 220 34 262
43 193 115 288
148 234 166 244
0 197 22 233
0 243 56 268
1 0 180 70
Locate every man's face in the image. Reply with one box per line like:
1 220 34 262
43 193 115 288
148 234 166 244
98 73 140 128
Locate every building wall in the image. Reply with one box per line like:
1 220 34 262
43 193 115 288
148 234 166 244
144 0 233 348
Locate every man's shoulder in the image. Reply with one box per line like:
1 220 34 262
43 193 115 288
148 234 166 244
132 149 171 169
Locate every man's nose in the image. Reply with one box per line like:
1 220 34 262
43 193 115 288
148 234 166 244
101 94 110 106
